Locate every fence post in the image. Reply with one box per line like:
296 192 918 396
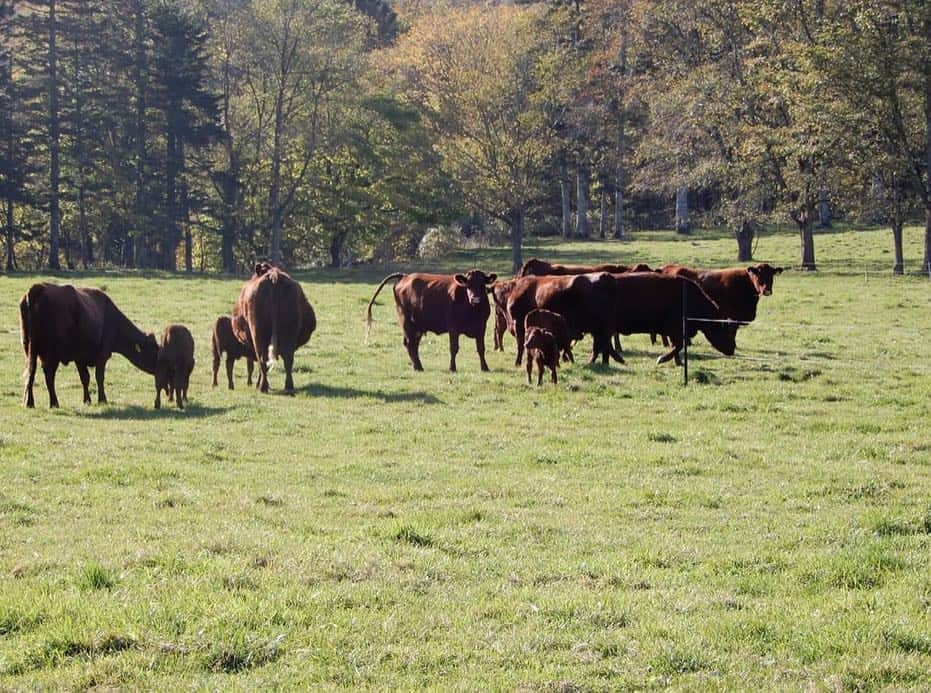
682 280 688 386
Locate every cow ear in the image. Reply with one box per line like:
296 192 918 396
747 265 760 277
254 263 264 275
775 266 784 274
485 273 497 284
454 274 467 286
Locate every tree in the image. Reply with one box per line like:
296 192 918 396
388 4 556 272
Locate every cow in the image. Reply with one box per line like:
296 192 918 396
525 308 573 363
211 316 255 389
232 264 316 394
489 279 516 352
19 283 159 408
505 273 623 367
525 327 559 385
518 257 630 277
659 262 783 325
366 270 497 372
595 272 737 366
155 324 195 410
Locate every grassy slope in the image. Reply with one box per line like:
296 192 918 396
0 227 929 690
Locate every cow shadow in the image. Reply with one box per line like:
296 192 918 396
69 403 233 420
295 381 443 404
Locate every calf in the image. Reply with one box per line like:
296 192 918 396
155 324 195 410
489 279 515 352
366 269 497 372
525 308 573 363
525 327 559 385
211 315 255 389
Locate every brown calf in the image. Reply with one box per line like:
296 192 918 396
211 316 255 389
525 308 573 363
525 327 559 385
155 324 195 410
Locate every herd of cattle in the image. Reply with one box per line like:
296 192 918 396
16 256 782 408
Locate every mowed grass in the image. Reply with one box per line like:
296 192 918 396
0 226 929 690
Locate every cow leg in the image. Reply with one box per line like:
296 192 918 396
226 355 236 390
42 359 60 408
657 338 682 365
282 351 295 394
551 362 558 384
95 357 108 404
77 364 92 404
475 333 489 372
212 350 220 387
246 358 254 386
23 351 38 408
257 361 270 393
526 356 532 384
537 358 544 386
514 323 525 367
403 323 423 371
448 332 459 372
174 372 184 410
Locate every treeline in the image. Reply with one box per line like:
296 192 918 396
2 0 930 274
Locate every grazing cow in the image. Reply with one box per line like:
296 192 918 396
525 327 559 385
506 273 623 367
489 279 516 352
596 272 736 365
19 283 159 408
155 324 195 410
659 263 783 325
232 264 316 394
366 270 497 372
518 257 630 277
211 316 255 389
525 308 573 363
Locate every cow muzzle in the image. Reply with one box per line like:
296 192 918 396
469 295 482 306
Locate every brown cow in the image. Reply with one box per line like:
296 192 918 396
19 283 159 408
525 308 573 363
232 264 316 394
155 324 195 410
366 270 497 372
518 257 630 277
597 272 737 365
211 316 255 389
506 273 623 367
659 263 783 325
489 279 515 352
525 327 559 385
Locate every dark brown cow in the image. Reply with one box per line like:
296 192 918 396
211 316 255 389
506 273 622 367
366 270 497 372
19 283 159 408
518 257 630 277
659 263 783 324
597 272 737 365
232 264 316 394
525 308 573 363
525 327 559 385
155 324 195 410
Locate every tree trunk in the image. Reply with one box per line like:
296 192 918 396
735 220 754 262
78 173 92 268
799 217 816 270
675 186 689 234
511 208 523 274
892 221 904 275
4 197 14 271
575 163 590 238
598 182 606 239
164 128 178 271
613 183 624 240
132 0 147 269
47 0 61 270
269 88 284 266
559 153 571 239
924 7 931 275
818 189 831 227
329 230 345 268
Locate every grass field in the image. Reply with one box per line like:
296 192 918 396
1 226 929 690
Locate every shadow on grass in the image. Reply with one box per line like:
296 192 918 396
296 381 443 404
69 403 233 420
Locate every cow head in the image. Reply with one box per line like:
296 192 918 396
253 261 273 277
747 263 783 296
455 270 497 306
131 333 160 374
518 258 547 277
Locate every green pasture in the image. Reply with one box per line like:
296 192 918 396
0 226 929 689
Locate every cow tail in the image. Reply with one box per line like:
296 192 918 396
365 273 404 342
211 324 221 364
18 292 30 369
268 272 280 364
